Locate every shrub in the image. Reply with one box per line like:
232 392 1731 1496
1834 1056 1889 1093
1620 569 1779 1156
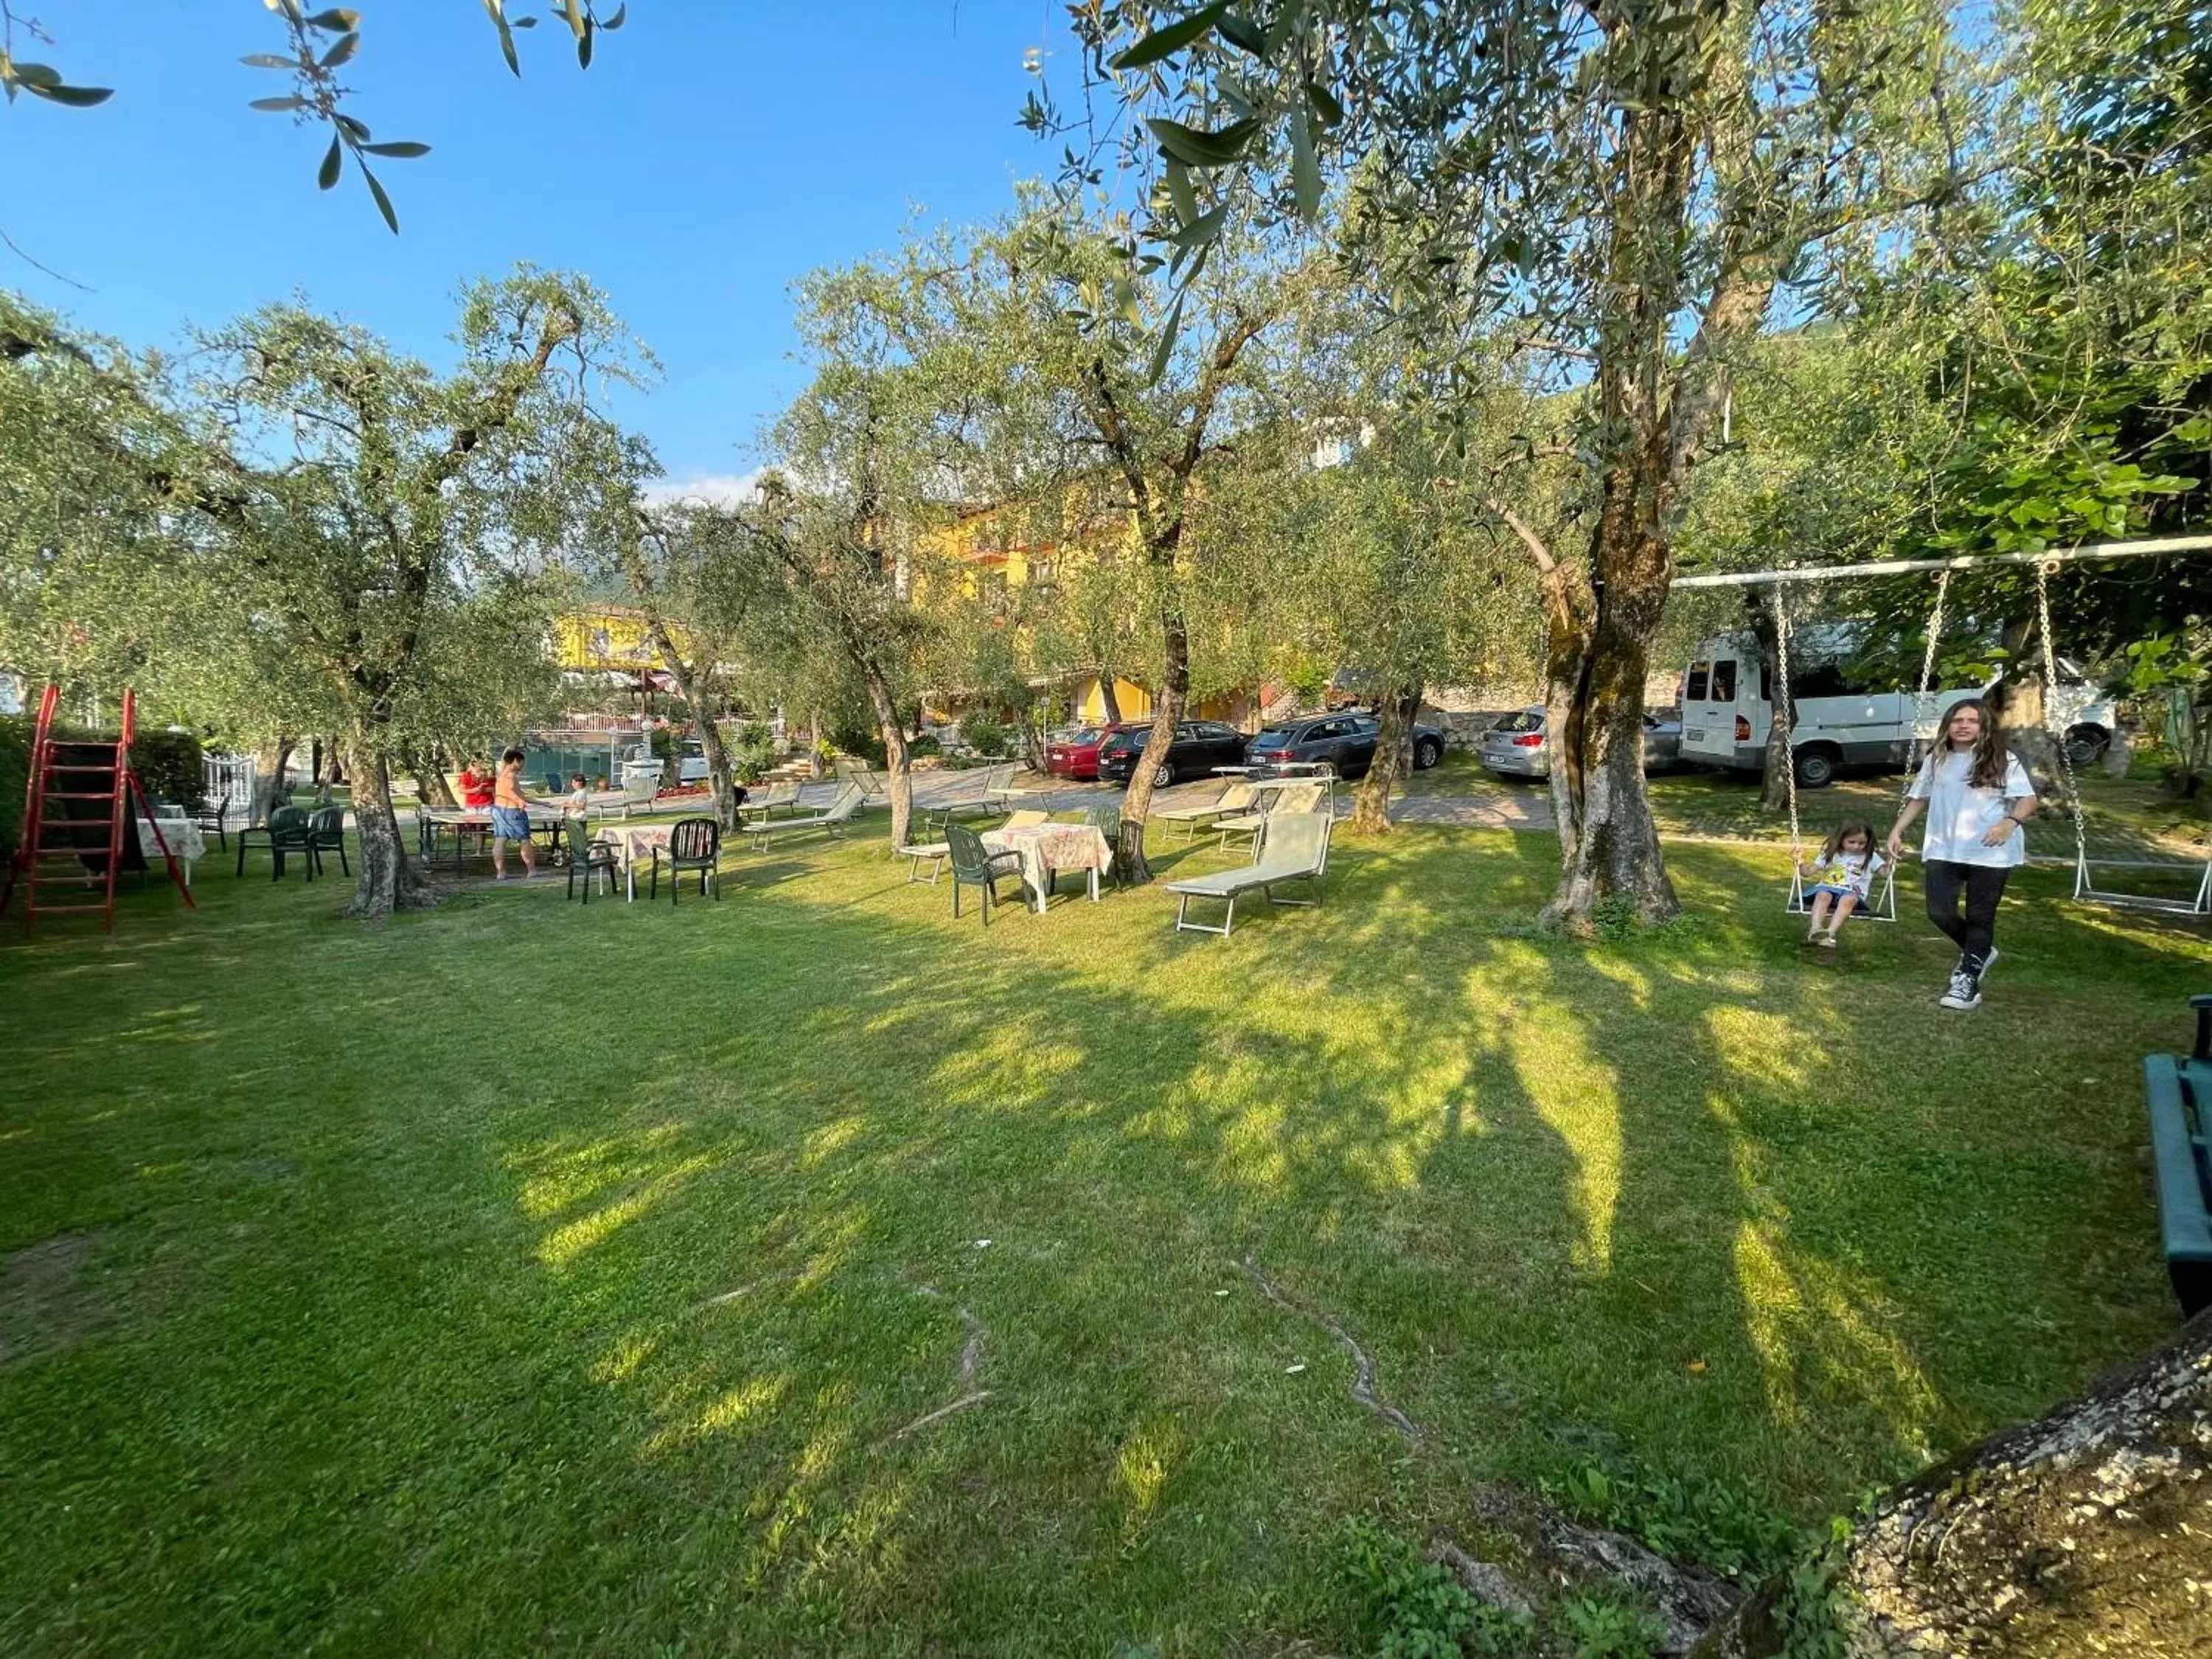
0 714 27 862
909 734 942 759
134 729 206 812
726 720 777 785
962 715 1011 759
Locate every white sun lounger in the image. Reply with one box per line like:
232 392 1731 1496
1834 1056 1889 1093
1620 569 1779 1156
740 783 865 851
1164 812 1332 937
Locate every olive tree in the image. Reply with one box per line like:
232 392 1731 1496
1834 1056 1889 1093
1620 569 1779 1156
1 268 644 917
1071 0 1984 923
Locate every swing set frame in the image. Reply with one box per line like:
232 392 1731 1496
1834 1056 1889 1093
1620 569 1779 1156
1674 531 2212 922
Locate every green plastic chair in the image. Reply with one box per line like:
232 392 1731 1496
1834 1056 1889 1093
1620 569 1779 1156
236 805 310 881
304 806 349 879
945 821 1024 925
1080 804 1122 890
651 816 721 904
564 818 619 903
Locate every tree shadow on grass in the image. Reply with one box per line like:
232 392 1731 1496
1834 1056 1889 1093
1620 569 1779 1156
0 822 2192 1655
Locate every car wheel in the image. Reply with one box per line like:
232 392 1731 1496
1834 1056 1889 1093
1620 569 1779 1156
1152 762 1174 789
1413 736 1442 771
1792 745 1839 790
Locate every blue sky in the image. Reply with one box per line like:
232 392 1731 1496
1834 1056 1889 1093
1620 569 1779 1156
5 1 1071 490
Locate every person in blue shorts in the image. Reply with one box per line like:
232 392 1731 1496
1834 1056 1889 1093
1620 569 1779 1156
491 748 540 880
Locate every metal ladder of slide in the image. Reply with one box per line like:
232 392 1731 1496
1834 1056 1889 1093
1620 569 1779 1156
1 686 195 933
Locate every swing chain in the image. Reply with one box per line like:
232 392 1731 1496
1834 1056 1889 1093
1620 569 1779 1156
2035 558 2091 855
1899 568 1952 808
1769 582 1802 858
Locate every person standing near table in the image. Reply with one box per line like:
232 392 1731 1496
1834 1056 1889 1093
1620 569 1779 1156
490 748 540 880
458 757 496 809
1886 698 2037 1012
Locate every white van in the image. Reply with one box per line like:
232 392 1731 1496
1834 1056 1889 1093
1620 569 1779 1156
1678 630 2118 787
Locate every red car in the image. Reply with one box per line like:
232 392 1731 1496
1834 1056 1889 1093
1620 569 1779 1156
1044 722 1143 781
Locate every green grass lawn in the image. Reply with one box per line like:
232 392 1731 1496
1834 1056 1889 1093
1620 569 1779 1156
1 818 2202 1655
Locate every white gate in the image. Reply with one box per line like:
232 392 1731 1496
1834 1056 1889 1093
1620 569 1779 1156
203 752 258 824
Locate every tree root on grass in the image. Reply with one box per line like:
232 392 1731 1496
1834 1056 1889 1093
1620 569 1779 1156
1235 1253 1419 1441
1237 1252 1736 1655
879 1283 992 1447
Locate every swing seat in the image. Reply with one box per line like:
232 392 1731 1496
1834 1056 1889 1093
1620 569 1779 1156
1784 860 1897 922
2073 846 2212 919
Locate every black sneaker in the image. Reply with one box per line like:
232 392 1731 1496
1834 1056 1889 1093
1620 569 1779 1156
1938 969 1982 1010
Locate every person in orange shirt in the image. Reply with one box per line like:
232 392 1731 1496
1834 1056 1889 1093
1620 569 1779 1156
490 748 541 880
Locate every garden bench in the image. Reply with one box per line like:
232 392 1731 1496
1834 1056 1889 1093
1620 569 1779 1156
2145 992 2212 1317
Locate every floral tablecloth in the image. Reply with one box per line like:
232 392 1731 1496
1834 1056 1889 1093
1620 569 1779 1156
136 817 205 883
982 823 1112 912
601 824 676 899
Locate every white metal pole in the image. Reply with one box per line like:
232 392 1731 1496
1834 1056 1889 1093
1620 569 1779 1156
1671 531 2212 590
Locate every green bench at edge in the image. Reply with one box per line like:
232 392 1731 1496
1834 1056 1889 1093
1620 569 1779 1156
2144 992 2212 1318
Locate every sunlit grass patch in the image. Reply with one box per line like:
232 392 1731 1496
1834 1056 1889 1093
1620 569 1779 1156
0 821 2193 1654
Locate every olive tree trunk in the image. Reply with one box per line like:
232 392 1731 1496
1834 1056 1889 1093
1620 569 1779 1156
254 737 295 825
1994 615 2069 813
341 740 432 919
1116 611 1189 885
1098 672 1124 725
1694 1308 2212 1657
1745 594 1793 813
1542 512 1677 928
1349 682 1421 835
858 666 914 850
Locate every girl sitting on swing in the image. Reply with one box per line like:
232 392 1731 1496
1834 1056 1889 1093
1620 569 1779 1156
1887 697 2037 1011
1798 821 1884 946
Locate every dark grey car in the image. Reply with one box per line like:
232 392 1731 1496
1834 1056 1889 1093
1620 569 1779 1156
1244 712 1447 777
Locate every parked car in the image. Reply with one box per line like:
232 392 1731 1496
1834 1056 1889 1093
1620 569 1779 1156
1244 712 1449 778
1478 707 1680 780
1097 720 1248 786
1043 722 1144 781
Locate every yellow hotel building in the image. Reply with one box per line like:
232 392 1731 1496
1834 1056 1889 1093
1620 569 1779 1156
920 501 1256 727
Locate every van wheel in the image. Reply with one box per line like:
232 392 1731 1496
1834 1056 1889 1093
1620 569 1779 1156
1413 736 1443 771
2064 725 2109 767
1792 746 1840 789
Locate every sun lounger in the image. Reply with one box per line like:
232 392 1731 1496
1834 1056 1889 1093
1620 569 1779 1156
1152 777 1256 843
740 779 803 821
1164 811 1332 937
1214 782 1323 855
923 762 1020 832
740 783 865 850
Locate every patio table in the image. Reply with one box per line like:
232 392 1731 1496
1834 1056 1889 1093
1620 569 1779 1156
599 823 678 901
136 815 205 886
981 822 1112 914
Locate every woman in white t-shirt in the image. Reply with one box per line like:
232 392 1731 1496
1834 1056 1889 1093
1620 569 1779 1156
1886 698 2037 1011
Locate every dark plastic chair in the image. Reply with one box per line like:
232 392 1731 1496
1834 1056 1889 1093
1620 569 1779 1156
195 797 229 851
564 818 619 903
305 806 349 879
946 821 1024 925
650 816 720 903
236 805 310 880
1079 803 1123 890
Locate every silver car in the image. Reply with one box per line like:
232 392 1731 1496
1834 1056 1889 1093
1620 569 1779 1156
1478 707 1682 779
